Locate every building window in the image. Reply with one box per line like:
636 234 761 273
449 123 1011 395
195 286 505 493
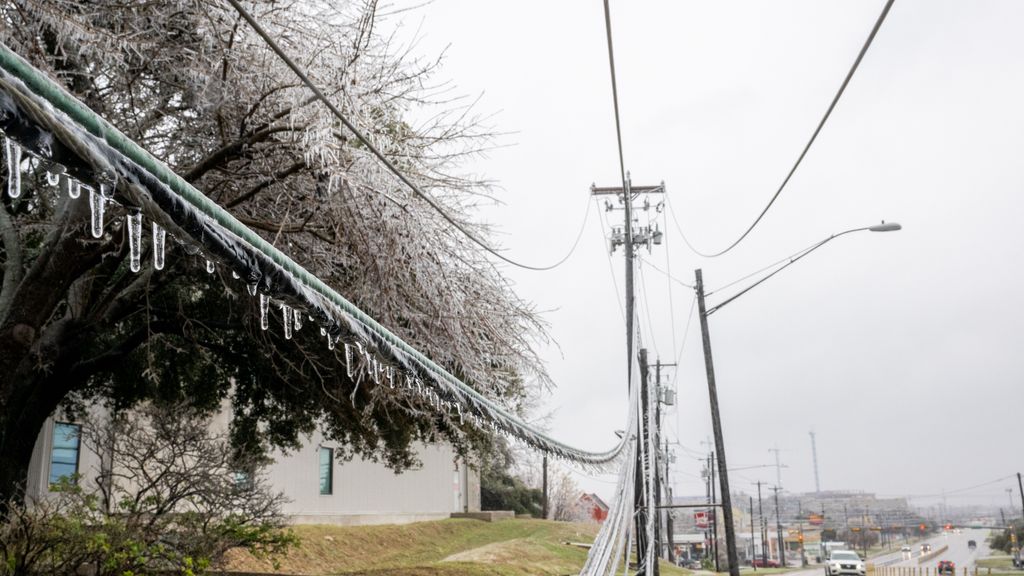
319 447 333 495
49 422 81 486
234 470 253 490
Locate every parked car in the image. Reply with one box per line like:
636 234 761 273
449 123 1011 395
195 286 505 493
826 550 866 576
937 560 955 575
753 558 781 568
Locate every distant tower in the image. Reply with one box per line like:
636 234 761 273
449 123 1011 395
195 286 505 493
769 446 784 487
809 431 821 493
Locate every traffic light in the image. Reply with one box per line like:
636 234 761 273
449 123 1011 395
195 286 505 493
945 524 953 531
919 524 927 532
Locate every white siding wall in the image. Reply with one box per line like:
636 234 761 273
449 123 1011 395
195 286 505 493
25 410 480 526
267 432 469 525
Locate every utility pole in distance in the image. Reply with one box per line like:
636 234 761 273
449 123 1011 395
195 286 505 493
542 454 548 519
757 481 767 567
773 486 786 567
1017 472 1024 522
695 269 740 576
592 177 665 575
655 359 677 564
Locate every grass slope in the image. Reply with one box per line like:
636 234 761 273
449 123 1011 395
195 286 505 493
224 518 690 575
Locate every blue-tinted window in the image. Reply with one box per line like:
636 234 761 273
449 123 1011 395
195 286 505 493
49 422 81 486
319 447 333 495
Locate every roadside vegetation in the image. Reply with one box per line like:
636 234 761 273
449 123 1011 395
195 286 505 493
224 518 690 576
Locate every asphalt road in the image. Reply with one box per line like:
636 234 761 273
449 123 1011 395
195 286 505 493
886 529 992 570
782 530 992 576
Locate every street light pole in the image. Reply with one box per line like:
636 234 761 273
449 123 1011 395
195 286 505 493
691 221 900 576
696 269 740 576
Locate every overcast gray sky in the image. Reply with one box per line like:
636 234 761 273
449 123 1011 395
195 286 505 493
384 0 1024 509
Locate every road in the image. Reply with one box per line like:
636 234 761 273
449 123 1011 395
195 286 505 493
884 529 992 570
781 530 992 576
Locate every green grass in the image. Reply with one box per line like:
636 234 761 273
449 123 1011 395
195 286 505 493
223 517 692 575
977 556 1017 572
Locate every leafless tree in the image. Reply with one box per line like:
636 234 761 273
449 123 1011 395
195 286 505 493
0 402 294 576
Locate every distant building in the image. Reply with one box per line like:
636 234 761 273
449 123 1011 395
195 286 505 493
576 493 610 523
26 410 481 526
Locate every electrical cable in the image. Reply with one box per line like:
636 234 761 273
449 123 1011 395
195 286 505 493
639 253 695 290
224 0 585 272
637 261 660 359
598 207 626 327
669 0 897 258
602 0 627 187
663 211 680 357
705 235 826 297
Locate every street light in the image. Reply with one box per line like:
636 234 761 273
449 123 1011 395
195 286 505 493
694 221 901 576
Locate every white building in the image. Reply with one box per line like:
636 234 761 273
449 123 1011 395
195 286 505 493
25 411 481 526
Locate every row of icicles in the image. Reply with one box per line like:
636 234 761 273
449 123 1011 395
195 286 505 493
3 136 536 447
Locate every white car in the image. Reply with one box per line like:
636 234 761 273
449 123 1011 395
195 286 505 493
826 550 866 576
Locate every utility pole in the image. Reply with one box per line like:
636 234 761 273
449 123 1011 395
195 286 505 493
695 269 740 576
769 447 784 488
751 496 758 570
1017 472 1024 522
799 500 807 567
757 481 767 567
655 359 677 563
542 454 548 519
665 440 675 565
639 348 658 576
592 177 665 576
773 486 786 567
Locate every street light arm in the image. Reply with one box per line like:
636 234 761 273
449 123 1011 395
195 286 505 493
705 223 898 316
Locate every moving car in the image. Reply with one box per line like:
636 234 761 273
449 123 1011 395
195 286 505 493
901 546 912 553
937 560 955 575
967 540 977 550
826 550 866 576
921 543 933 555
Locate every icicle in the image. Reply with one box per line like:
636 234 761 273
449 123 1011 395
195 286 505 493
386 366 394 388
151 223 166 270
232 270 240 279
282 304 293 340
205 260 215 274
127 212 142 273
328 334 336 351
344 344 354 377
246 283 258 296
64 177 79 199
89 187 104 238
45 170 60 187
259 293 269 330
5 138 21 199
292 310 303 331
320 326 327 336
99 183 112 198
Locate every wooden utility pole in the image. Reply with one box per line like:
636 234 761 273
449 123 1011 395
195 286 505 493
591 178 665 576
542 454 548 519
696 269 740 576
773 485 786 567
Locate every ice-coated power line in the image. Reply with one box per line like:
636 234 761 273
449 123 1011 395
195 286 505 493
672 0 897 258
223 0 588 272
